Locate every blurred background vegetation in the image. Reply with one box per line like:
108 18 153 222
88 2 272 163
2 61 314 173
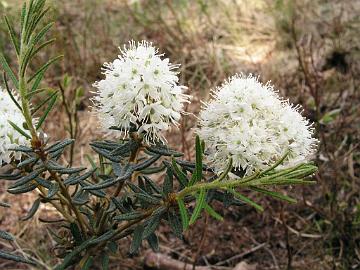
0 0 359 269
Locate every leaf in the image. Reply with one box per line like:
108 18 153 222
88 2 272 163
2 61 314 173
47 183 59 199
320 108 341 125
110 141 134 156
31 90 57 115
114 211 144 221
70 223 84 246
7 182 37 194
3 73 22 111
36 93 58 130
189 188 206 225
64 168 96 186
189 135 203 186
8 120 32 140
163 166 174 195
177 198 189 230
142 207 166 239
83 170 131 191
146 145 183 157
101 253 109 270
250 187 297 203
0 230 14 241
171 158 188 187
9 167 46 189
72 190 89 205
45 161 85 174
0 201 11 208
0 172 22 181
27 55 63 83
167 210 183 238
0 251 36 265
143 176 161 194
21 198 40 221
91 146 121 163
130 225 144 254
204 203 223 221
45 138 74 152
110 197 127 213
4 16 20 55
134 154 161 171
0 53 18 89
9 145 33 153
17 157 39 168
135 193 161 205
81 256 93 270
146 233 159 252
30 71 45 93
141 164 166 174
230 190 264 212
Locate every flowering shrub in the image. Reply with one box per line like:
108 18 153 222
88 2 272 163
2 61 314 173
0 1 318 268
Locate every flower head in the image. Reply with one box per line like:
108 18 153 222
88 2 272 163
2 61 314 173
197 74 317 175
0 87 30 164
93 40 190 144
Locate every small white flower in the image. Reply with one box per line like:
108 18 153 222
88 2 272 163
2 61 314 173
197 74 318 175
0 87 30 165
93 40 190 144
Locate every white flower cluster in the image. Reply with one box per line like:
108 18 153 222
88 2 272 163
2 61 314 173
0 87 30 165
197 74 317 175
93 40 190 144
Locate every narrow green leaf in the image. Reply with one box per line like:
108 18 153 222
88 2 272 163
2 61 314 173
30 71 45 93
4 16 20 56
177 198 189 230
167 210 183 238
143 207 166 239
189 188 206 225
9 167 46 189
7 182 37 194
31 90 57 115
0 53 18 89
17 156 38 168
143 176 161 194
21 198 40 221
101 253 109 270
146 145 183 157
70 223 83 246
28 55 63 83
81 256 93 270
30 38 55 61
230 190 264 212
47 183 59 199
204 203 223 221
250 187 297 203
0 230 14 241
3 73 22 111
130 225 144 254
20 2 27 33
29 22 54 48
163 167 173 195
135 193 161 205
172 157 188 187
35 93 57 130
114 211 144 221
8 120 31 140
134 154 161 171
193 135 203 185
146 233 159 252
0 251 36 265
